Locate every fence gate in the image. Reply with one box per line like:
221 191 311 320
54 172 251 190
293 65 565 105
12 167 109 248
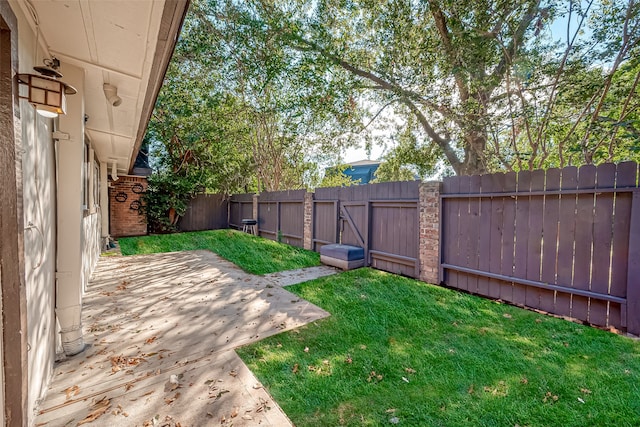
313 181 420 278
440 162 640 334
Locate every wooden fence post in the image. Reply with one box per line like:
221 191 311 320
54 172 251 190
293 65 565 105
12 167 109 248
419 181 442 284
627 191 640 336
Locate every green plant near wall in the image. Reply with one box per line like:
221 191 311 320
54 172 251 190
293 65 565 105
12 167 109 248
141 171 201 233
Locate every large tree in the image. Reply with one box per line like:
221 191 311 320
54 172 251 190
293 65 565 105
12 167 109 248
204 0 639 175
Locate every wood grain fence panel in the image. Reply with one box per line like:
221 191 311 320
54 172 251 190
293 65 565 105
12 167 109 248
627 188 640 335
572 164 597 321
279 201 304 247
540 168 561 313
513 171 531 306
442 177 461 287
258 201 278 240
456 176 471 291
555 166 578 317
610 162 637 328
463 176 481 293
526 170 546 309
487 173 505 299
476 175 492 296
500 171 517 302
590 163 616 326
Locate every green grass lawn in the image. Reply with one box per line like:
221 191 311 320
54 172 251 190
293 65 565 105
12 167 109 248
237 268 640 427
118 229 320 275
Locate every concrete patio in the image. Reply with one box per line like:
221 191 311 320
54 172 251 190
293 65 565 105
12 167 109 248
34 250 336 426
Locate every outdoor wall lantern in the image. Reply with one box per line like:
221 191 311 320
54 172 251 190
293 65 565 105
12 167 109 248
17 58 77 118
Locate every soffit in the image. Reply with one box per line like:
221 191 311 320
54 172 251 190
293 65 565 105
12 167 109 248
17 0 188 175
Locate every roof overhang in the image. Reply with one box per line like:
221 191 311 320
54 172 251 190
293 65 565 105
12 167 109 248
15 0 189 175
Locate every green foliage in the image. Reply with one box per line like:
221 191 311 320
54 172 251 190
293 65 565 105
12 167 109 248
238 268 640 426
202 0 639 175
318 164 361 188
141 171 201 233
118 229 320 275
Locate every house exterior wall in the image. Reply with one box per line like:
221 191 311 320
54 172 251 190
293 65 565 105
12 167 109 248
10 3 58 420
109 176 148 237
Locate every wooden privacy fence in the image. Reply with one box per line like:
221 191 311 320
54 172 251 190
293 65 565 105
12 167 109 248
229 193 254 230
178 194 228 232
440 162 640 334
258 190 306 247
314 181 420 278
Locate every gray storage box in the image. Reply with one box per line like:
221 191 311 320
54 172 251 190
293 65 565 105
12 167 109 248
320 244 365 270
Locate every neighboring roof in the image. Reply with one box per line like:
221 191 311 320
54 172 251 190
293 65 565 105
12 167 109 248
346 159 381 166
16 0 190 176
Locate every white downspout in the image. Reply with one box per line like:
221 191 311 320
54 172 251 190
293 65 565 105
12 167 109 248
54 62 85 356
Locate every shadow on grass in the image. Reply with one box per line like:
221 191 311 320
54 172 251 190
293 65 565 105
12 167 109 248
238 268 640 427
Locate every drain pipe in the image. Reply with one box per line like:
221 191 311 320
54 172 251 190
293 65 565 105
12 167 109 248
54 62 86 356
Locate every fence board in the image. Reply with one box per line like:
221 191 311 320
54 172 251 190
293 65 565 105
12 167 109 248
486 173 504 299
572 165 596 321
540 168 561 313
500 171 517 302
590 163 616 326
610 162 637 328
555 166 578 317
456 176 471 291
442 177 461 287
525 169 545 309
513 171 531 306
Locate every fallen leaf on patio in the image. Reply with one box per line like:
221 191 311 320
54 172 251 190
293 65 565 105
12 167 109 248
220 415 226 424
229 370 238 377
503 313 512 319
63 385 80 400
204 379 214 385
404 367 416 374
77 396 111 425
253 382 263 389
165 392 181 405
292 364 299 374
124 382 134 391
231 407 239 418
207 412 214 418
304 346 309 353
145 336 157 345
242 415 253 420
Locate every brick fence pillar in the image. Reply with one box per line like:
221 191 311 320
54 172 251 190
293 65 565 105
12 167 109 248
252 194 259 221
303 191 314 250
419 181 442 284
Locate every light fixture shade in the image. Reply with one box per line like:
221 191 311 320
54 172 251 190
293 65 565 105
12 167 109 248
18 73 76 117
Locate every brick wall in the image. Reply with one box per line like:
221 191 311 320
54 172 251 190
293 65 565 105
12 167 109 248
109 176 147 237
419 181 442 284
303 191 313 250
